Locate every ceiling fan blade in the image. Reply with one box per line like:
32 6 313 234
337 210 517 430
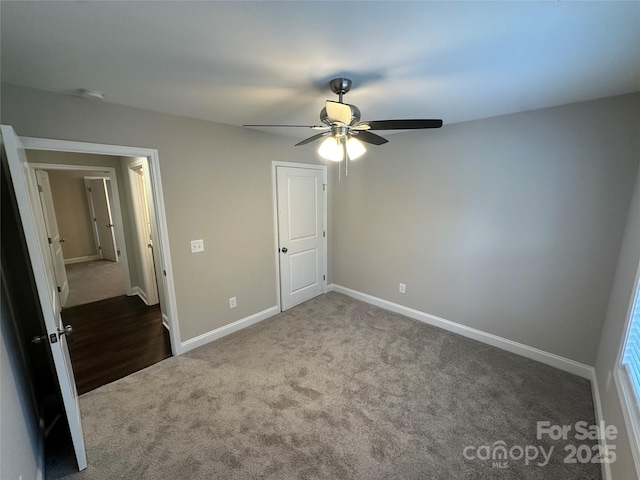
243 124 321 128
354 130 388 145
325 101 352 125
364 119 443 130
295 132 330 146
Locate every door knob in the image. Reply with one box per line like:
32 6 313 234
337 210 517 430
58 325 73 337
59 238 66 243
281 247 288 253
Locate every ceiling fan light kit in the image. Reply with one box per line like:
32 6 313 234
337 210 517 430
244 77 443 178
318 136 366 162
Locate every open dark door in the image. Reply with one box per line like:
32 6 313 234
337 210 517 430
1 125 87 471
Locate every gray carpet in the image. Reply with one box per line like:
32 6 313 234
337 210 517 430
65 260 126 308
48 292 601 479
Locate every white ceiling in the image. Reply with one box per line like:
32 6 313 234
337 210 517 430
2 1 639 139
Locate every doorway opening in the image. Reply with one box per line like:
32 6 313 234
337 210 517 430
10 134 182 474
24 149 174 395
33 165 131 308
3 128 184 472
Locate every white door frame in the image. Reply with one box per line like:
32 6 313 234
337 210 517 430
20 136 182 356
271 161 328 311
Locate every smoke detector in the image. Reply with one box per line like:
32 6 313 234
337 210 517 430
73 89 104 101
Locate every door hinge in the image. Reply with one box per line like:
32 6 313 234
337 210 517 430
117 250 121 256
88 187 92 192
98 246 102 250
323 231 326 238
47 237 52 244
38 184 43 193
323 275 326 281
163 270 167 277
323 184 326 191
57 286 61 293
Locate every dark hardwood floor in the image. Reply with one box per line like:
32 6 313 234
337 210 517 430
62 295 171 395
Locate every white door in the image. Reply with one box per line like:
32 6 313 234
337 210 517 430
87 178 118 262
129 164 159 305
35 169 70 307
276 166 326 310
1 125 87 470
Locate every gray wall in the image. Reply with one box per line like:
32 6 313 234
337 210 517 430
4 83 638 361
2 83 318 342
1 284 40 480
595 164 640 479
332 93 640 366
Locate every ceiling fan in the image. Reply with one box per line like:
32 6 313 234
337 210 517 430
244 78 443 177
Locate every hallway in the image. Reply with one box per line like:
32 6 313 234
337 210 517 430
65 260 126 308
62 295 171 395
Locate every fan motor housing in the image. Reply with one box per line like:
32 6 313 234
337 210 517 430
320 104 361 126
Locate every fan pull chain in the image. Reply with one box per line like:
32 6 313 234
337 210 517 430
343 139 349 177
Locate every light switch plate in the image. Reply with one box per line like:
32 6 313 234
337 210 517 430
191 239 204 253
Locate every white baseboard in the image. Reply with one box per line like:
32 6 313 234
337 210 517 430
132 286 149 305
64 254 100 265
590 370 613 480
180 306 279 354
328 284 593 379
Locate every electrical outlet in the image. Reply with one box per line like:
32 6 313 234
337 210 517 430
190 239 204 253
229 297 237 309
399 283 406 294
